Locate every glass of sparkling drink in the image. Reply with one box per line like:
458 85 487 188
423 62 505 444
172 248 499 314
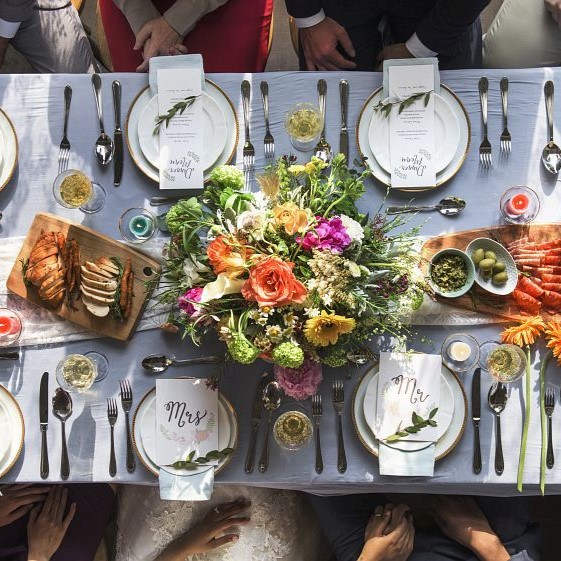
274 409 313 451
53 169 106 214
56 353 98 393
284 103 324 152
479 342 527 383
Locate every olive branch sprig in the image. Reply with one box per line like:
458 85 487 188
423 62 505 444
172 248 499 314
154 94 200 134
373 91 433 118
169 447 233 470
384 408 438 443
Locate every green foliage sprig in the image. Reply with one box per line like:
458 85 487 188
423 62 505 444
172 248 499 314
384 408 438 443
170 447 234 470
374 91 433 118
154 95 200 134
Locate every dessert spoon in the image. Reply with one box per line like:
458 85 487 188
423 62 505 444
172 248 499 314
52 387 72 480
542 80 561 174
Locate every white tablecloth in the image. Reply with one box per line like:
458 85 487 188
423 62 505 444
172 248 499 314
1 69 561 495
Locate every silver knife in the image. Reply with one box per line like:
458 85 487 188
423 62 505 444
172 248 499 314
472 367 482 474
112 80 123 186
39 372 49 479
244 372 270 473
339 79 349 161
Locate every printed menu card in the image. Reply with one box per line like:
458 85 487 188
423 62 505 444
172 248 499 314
375 352 441 443
156 379 218 466
157 67 204 190
388 64 436 189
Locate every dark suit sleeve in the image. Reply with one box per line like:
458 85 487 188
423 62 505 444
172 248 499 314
0 0 34 23
415 0 491 56
284 0 323 19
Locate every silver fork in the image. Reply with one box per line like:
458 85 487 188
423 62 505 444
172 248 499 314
120 380 136 473
332 380 347 473
312 394 323 474
58 85 72 174
500 77 511 154
545 386 555 469
478 77 492 168
241 80 255 192
260 81 274 160
107 398 118 477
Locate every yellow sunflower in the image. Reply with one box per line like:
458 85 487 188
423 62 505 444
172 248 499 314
501 316 546 347
304 311 356 347
545 321 561 365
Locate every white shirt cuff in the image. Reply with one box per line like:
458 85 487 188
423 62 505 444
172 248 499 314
0 18 20 39
405 33 437 58
294 10 325 29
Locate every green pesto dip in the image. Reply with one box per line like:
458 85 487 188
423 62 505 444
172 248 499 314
431 254 468 292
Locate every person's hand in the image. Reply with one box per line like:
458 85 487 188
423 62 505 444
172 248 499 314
27 486 76 561
0 37 10 68
168 44 188 56
300 17 357 71
546 0 561 28
359 503 414 561
376 43 414 70
0 485 49 528
429 496 509 561
134 17 182 72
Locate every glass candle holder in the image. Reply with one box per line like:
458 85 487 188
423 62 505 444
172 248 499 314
273 409 313 451
119 207 157 243
284 102 324 152
479 341 526 383
56 353 98 393
500 186 540 224
53 169 106 214
441 333 479 373
0 308 22 347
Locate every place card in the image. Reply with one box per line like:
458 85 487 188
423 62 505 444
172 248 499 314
388 64 436 189
155 378 219 466
375 352 441 443
157 68 204 190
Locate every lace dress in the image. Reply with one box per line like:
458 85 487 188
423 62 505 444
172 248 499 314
115 485 330 561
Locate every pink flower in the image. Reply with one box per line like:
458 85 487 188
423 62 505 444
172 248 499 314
296 216 351 253
178 287 204 317
274 357 323 400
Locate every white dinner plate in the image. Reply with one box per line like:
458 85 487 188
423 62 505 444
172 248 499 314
0 384 24 478
132 385 238 477
138 93 227 172
368 94 459 174
363 369 454 452
126 79 238 184
357 84 470 191
352 363 467 460
0 128 5 173
0 108 18 193
0 399 12 464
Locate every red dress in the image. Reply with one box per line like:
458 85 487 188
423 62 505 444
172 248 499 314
98 0 274 72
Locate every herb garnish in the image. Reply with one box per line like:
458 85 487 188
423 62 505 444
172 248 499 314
169 447 233 470
374 91 433 118
154 95 200 134
384 408 438 443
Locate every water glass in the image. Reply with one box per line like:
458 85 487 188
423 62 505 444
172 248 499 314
284 103 324 152
53 169 106 214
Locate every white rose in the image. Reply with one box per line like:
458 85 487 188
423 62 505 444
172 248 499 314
200 273 245 302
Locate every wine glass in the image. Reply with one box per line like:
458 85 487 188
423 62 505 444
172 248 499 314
284 103 324 151
53 169 106 214
119 208 157 243
56 353 98 393
273 408 313 451
479 341 527 383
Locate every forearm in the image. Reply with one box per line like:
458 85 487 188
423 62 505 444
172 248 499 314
153 537 194 561
163 0 228 37
470 534 510 561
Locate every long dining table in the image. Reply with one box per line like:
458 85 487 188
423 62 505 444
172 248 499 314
1 68 561 495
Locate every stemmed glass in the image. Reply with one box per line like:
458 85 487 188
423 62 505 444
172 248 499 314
53 169 106 214
479 340 527 383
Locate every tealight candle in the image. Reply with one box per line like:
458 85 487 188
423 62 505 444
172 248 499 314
505 193 530 216
449 341 472 362
128 214 153 238
0 313 20 336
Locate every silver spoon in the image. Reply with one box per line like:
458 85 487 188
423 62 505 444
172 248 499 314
386 196 466 216
0 351 19 360
141 353 224 374
149 196 186 207
52 387 72 480
91 74 114 166
542 81 561 174
258 381 283 473
314 79 332 164
488 382 507 476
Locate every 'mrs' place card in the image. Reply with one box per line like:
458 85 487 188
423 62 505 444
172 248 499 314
156 378 218 466
388 64 436 189
157 68 203 190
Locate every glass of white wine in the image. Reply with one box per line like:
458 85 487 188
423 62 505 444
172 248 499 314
56 353 98 393
284 103 324 152
53 169 106 214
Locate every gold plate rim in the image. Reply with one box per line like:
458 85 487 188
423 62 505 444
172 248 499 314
0 383 25 479
0 107 19 194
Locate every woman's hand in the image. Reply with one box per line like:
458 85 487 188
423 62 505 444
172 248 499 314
134 17 181 72
0 485 49 528
27 486 76 561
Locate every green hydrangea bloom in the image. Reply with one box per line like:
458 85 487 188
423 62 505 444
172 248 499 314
228 335 259 365
272 341 304 369
320 347 348 368
209 165 244 191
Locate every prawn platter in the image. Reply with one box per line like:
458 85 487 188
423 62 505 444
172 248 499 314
421 224 561 321
6 212 162 341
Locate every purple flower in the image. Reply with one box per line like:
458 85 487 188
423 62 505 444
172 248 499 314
297 216 351 253
178 287 204 317
274 357 323 400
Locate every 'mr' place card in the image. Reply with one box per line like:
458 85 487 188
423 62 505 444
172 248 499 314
388 64 436 189
157 68 204 190
156 378 218 466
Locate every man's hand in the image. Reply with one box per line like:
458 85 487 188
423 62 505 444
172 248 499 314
358 503 415 561
0 37 10 68
300 17 357 71
134 17 181 72
27 486 76 561
429 496 510 561
546 0 561 28
376 43 414 70
0 485 49 528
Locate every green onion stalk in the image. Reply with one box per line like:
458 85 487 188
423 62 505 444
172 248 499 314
517 345 532 492
539 350 553 495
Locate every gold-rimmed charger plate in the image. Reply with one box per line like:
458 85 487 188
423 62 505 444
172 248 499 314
0 107 18 193
351 363 467 461
356 84 471 192
0 384 25 479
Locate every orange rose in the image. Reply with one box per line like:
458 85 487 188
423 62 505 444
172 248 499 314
242 257 307 308
207 235 252 278
273 202 309 235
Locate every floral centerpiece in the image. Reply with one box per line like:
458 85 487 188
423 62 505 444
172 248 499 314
158 155 425 397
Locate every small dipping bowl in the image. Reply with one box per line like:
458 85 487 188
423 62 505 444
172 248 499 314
119 207 157 243
441 333 480 373
500 186 540 225
429 248 475 298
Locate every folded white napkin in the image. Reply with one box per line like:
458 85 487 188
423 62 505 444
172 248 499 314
382 57 440 98
159 466 215 501
149 54 204 96
379 442 435 477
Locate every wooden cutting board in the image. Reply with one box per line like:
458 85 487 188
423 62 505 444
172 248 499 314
6 213 162 341
421 223 561 322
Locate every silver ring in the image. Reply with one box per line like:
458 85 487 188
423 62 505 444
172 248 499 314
213 506 220 514
373 513 384 517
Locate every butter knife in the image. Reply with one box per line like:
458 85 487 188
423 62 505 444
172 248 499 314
112 80 123 186
339 79 349 161
244 372 270 473
39 372 49 479
472 367 482 474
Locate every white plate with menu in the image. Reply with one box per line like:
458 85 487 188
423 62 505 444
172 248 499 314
0 384 24 478
137 92 227 172
368 94 459 174
0 108 17 193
